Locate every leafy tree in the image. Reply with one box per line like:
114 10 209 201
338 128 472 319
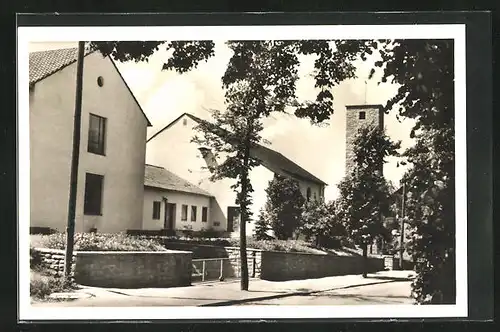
253 209 271 240
337 126 400 277
300 199 345 248
369 39 455 304
264 174 306 240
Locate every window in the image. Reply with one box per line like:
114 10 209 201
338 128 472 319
213 221 220 227
359 111 366 120
84 173 104 215
181 205 188 221
97 76 104 87
191 206 197 222
202 207 208 222
306 187 311 202
183 118 188 126
152 201 161 220
88 114 107 155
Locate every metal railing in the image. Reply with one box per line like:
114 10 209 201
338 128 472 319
191 257 238 282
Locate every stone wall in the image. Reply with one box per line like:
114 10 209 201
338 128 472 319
34 248 76 279
32 248 192 288
74 251 192 288
259 251 385 281
345 104 384 173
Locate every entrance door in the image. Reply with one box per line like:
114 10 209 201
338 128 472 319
164 203 176 230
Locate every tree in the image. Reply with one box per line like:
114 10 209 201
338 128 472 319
264 174 306 240
337 126 400 277
253 209 271 240
89 39 378 290
368 39 455 304
300 199 345 248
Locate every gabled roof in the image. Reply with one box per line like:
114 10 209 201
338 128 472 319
147 113 327 186
144 164 213 197
29 47 152 126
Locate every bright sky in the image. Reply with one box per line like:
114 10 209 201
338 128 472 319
29 41 416 200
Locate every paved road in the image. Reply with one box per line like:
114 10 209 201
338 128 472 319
32 271 415 307
236 279 413 305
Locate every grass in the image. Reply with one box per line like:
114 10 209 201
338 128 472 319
30 270 75 301
31 232 361 256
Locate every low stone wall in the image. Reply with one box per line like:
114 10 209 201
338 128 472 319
33 248 76 279
32 248 192 288
259 251 385 281
224 247 262 279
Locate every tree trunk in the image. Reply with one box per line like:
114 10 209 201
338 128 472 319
362 243 368 278
239 127 252 291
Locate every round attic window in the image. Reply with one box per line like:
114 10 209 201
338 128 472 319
97 76 104 87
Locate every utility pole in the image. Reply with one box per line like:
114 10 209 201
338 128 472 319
64 41 86 281
399 183 406 270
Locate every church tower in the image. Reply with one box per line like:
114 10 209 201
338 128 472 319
345 104 385 175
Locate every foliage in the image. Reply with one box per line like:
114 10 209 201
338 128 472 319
300 199 345 248
368 39 455 304
30 246 43 269
337 126 399 276
88 39 388 290
30 271 74 300
33 233 167 251
338 126 400 244
253 209 272 240
264 175 306 240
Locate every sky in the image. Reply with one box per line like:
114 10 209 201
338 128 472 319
29 41 416 201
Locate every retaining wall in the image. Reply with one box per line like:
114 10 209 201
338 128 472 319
259 251 385 281
32 248 192 288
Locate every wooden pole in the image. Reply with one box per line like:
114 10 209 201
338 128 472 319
399 183 406 270
64 41 85 280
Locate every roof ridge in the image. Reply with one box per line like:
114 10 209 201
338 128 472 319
145 163 165 169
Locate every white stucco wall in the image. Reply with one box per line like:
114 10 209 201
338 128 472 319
142 187 212 231
146 114 276 235
30 51 148 233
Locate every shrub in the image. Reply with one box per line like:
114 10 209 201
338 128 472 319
30 247 42 269
33 233 167 251
30 271 73 300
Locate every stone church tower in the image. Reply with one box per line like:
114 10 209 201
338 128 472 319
345 104 384 175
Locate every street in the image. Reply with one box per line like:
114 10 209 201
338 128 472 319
32 271 415 307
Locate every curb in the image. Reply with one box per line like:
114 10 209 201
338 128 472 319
199 277 413 307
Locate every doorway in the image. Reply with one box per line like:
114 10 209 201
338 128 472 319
164 202 176 230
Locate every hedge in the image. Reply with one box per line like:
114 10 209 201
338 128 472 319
33 233 167 251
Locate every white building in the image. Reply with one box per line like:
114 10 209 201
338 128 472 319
29 47 151 233
145 113 327 235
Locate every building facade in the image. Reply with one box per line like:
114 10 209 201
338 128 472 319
345 104 384 174
146 113 327 236
29 47 151 233
142 164 215 233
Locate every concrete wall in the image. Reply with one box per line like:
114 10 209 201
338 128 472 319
142 187 212 231
74 251 192 288
161 242 384 281
345 104 384 174
30 51 148 233
32 247 193 288
260 251 384 281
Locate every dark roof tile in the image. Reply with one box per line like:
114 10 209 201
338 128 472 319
144 164 213 197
